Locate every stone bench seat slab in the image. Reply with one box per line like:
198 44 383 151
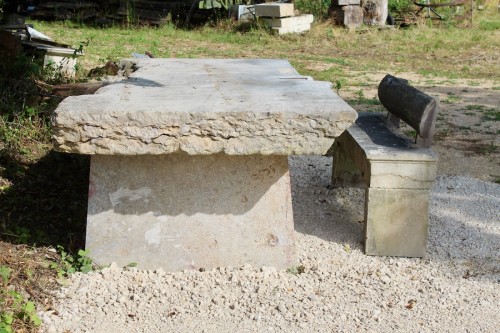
336 113 438 189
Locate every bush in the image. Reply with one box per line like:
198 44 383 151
294 0 331 20
388 0 415 13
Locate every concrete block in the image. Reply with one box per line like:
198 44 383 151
261 14 313 28
331 0 360 5
86 154 296 271
364 188 429 257
272 24 311 34
329 5 364 28
369 160 437 189
231 5 255 21
255 3 294 18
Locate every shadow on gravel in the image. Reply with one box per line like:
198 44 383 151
289 156 365 251
290 157 500 282
427 179 500 281
0 151 89 251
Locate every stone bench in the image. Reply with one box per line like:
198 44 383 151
331 74 439 257
52 58 357 271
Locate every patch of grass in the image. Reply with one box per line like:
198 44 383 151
482 110 500 122
350 89 381 105
443 94 460 104
0 243 59 333
465 104 487 111
28 15 500 81
479 20 500 31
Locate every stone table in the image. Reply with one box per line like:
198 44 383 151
52 58 357 271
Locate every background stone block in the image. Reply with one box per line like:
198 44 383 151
329 5 364 28
255 3 295 18
331 0 361 5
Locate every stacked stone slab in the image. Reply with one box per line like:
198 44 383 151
328 0 363 29
255 3 313 34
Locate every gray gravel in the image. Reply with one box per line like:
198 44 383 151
39 156 500 333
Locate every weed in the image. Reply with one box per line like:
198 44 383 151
343 243 351 253
478 142 497 155
0 265 41 333
403 129 418 137
350 89 381 105
442 93 460 104
334 78 346 94
467 81 480 87
286 265 305 275
482 110 500 122
465 104 486 111
50 246 94 278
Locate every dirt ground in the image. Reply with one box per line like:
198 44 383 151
339 71 500 182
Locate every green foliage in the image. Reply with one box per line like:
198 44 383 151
0 266 41 332
0 266 10 283
334 78 346 94
294 0 330 20
50 246 93 278
388 0 414 13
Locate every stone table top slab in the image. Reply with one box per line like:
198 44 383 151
52 58 357 155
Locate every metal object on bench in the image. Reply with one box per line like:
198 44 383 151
332 74 439 257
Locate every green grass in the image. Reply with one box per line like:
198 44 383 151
28 18 500 82
482 110 500 122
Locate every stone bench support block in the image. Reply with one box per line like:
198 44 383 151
332 113 438 257
255 3 295 18
365 188 429 257
87 154 295 271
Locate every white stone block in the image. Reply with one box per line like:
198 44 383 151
272 23 311 35
255 3 295 18
331 0 360 5
261 14 313 28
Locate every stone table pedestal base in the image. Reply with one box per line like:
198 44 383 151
87 154 295 271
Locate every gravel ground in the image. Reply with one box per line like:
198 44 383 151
39 156 500 333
